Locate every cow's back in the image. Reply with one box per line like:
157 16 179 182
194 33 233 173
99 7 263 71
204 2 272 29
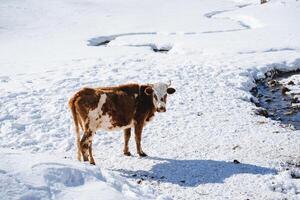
73 85 139 132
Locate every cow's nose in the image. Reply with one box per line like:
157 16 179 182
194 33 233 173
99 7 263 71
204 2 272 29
157 107 166 112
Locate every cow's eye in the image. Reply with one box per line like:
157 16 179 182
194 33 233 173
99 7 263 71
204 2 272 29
161 98 163 101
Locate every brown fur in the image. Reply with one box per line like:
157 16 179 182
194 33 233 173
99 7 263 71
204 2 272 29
69 83 156 164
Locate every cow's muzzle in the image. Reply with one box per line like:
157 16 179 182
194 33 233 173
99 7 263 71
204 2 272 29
156 107 166 112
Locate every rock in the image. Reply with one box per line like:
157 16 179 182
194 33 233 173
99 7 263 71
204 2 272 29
291 97 299 104
281 86 291 95
284 110 295 115
232 145 240 150
255 108 269 117
233 160 240 164
291 172 300 179
268 80 278 87
268 112 275 117
250 87 258 94
265 98 272 103
287 80 295 85
257 121 268 124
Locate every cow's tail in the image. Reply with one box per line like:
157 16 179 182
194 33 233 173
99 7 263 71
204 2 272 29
69 94 82 161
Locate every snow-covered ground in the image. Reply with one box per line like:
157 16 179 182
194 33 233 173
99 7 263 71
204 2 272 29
0 148 155 200
1 0 300 199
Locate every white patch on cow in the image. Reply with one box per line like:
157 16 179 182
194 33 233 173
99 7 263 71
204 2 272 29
107 122 134 131
88 94 134 131
134 94 138 98
152 82 168 109
98 114 111 130
88 94 107 131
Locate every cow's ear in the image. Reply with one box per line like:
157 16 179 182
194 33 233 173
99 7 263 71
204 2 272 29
167 87 176 94
144 87 154 95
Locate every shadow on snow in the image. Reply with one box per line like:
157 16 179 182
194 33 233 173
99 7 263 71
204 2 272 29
115 157 276 187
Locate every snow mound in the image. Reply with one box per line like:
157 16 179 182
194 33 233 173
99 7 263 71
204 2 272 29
233 15 264 29
0 149 155 200
269 171 300 195
265 159 300 198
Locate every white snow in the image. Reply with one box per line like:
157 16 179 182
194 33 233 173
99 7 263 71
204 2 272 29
1 0 300 199
0 148 155 200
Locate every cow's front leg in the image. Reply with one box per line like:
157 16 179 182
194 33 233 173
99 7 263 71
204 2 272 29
134 124 147 157
123 128 131 156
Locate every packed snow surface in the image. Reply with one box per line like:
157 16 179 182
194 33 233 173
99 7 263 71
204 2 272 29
0 148 155 200
1 0 300 199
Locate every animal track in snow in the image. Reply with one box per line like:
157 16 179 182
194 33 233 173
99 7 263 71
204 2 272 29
204 3 262 31
88 3 255 52
239 48 297 55
204 10 233 18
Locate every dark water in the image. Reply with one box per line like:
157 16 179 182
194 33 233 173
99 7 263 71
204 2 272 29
251 70 300 129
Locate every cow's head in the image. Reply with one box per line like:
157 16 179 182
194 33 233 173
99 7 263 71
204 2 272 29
144 82 176 112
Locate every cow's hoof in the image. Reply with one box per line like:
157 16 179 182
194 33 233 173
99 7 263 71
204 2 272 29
124 152 131 156
139 152 148 157
90 161 96 165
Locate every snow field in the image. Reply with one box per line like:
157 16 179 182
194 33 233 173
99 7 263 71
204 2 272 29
1 0 300 199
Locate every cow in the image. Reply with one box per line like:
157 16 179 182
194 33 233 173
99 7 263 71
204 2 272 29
68 82 176 165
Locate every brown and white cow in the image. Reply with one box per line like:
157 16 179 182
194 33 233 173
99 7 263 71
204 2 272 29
68 82 176 165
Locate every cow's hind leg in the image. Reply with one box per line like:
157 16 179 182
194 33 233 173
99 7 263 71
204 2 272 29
134 124 147 157
123 128 131 156
77 119 84 161
80 130 95 164
88 141 95 165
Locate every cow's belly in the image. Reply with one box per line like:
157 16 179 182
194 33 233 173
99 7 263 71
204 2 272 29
87 114 134 131
98 114 134 131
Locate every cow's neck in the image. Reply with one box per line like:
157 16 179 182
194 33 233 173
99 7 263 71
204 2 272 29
135 85 155 120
